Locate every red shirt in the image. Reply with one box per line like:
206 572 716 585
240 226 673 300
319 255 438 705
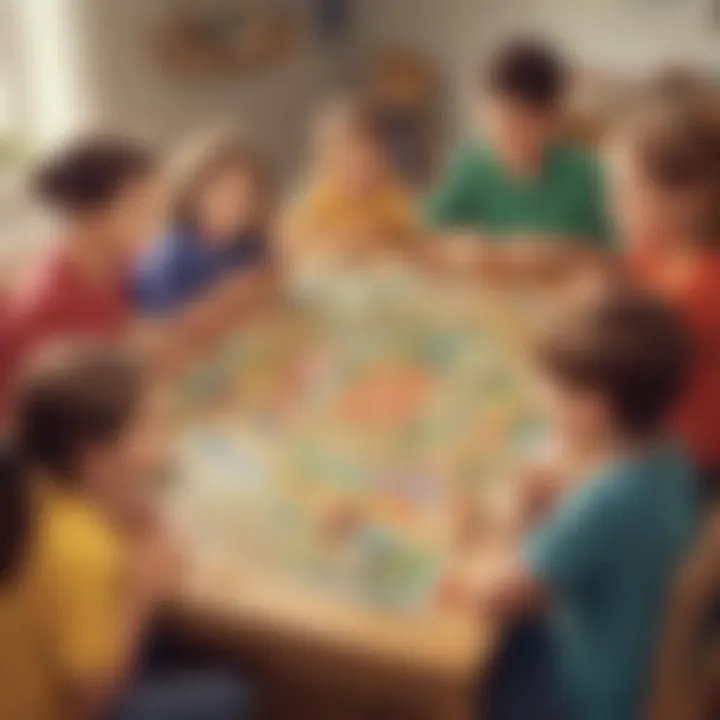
0 250 129 406
632 249 720 468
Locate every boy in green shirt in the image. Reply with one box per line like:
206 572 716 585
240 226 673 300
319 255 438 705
426 40 612 278
464 292 698 720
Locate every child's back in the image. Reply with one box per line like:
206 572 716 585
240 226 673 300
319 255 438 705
0 481 123 720
525 443 697 720
474 292 698 720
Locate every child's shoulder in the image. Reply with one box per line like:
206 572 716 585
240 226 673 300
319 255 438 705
3 251 70 323
285 180 335 216
135 229 193 276
566 444 693 514
445 139 490 173
38 485 122 578
552 141 603 181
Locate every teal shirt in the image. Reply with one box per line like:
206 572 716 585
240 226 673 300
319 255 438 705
426 141 611 246
524 444 698 720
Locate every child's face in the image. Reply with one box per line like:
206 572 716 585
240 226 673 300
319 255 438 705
483 96 557 170
195 166 260 243
329 132 390 193
607 143 701 254
539 375 615 457
90 173 166 264
607 145 671 253
82 384 173 528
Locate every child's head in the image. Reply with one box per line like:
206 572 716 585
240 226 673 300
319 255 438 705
34 135 161 264
481 39 567 169
537 291 689 454
608 103 720 253
171 127 272 245
13 344 168 522
312 95 390 193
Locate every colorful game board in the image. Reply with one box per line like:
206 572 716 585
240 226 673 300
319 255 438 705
171 264 546 613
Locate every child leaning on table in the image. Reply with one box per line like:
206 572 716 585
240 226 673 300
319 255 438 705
466 291 699 720
0 344 250 720
0 135 163 413
282 95 417 267
607 102 720 497
425 39 612 282
132 126 277 365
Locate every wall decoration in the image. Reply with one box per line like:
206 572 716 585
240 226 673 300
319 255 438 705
151 0 299 80
363 49 440 188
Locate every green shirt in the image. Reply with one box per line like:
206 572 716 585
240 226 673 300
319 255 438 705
524 444 698 720
425 141 611 246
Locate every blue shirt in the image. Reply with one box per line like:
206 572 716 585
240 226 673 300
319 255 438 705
524 443 698 720
132 228 267 316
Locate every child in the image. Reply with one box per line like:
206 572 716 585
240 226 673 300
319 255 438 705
608 103 720 493
465 291 697 720
425 40 612 280
0 135 162 410
282 95 417 267
0 344 249 719
132 127 274 323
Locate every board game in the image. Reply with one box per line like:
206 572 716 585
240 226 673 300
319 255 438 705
171 264 546 614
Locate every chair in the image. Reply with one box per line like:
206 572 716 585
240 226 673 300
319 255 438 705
646 510 720 720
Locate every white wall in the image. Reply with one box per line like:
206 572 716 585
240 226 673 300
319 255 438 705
354 0 720 142
10 0 720 167
48 0 350 177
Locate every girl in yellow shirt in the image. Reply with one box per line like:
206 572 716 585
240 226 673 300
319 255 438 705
0 345 248 720
282 95 418 268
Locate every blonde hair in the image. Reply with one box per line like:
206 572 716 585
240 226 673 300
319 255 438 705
169 125 273 231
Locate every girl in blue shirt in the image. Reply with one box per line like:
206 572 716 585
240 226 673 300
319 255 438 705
133 127 274 319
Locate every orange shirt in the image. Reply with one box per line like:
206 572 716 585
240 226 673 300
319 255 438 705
632 249 720 468
283 181 417 259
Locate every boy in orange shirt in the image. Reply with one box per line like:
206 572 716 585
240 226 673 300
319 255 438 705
608 102 720 489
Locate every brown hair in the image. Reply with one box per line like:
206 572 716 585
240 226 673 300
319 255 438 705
538 291 690 438
0 345 143 583
484 38 567 111
170 126 273 231
617 103 720 246
33 134 157 212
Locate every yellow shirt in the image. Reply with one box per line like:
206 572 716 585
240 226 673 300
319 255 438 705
0 483 124 720
284 181 417 257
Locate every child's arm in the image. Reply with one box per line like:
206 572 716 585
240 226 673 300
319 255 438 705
420 231 508 279
136 259 279 375
458 476 627 620
59 522 183 718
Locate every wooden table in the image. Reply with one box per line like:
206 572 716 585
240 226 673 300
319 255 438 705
177 563 493 719
168 267 542 718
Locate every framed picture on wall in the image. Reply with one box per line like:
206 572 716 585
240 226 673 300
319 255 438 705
151 0 299 79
